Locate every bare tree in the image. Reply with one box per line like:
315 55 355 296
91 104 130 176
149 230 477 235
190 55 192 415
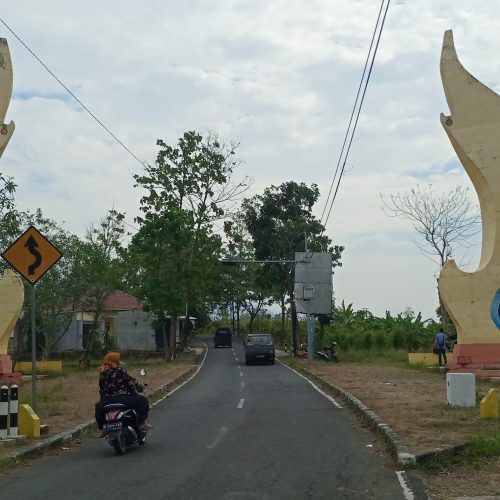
381 184 481 328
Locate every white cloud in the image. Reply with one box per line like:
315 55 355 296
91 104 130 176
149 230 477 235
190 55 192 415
0 1 497 318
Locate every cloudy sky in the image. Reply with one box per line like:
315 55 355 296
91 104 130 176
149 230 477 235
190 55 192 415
1 1 498 319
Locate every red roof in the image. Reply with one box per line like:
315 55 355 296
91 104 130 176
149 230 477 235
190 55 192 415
68 290 144 312
103 290 143 311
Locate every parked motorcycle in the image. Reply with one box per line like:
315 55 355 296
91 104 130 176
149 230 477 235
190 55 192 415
102 402 147 455
315 342 339 362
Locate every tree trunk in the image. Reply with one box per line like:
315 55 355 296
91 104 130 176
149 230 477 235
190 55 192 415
280 296 286 348
160 313 169 361
170 315 177 361
81 309 101 367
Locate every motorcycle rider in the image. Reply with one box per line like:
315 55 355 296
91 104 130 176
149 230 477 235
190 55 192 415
95 352 152 431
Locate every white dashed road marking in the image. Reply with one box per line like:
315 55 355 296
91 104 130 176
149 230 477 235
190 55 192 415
237 398 245 409
241 382 245 388
207 427 228 449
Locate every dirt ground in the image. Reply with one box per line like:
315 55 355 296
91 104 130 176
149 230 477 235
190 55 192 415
3 351 500 498
302 359 500 499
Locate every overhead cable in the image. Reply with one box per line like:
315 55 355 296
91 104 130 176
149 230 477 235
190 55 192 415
320 0 391 228
0 17 148 172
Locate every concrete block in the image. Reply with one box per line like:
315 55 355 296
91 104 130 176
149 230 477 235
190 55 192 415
447 372 476 407
19 404 40 438
15 361 62 375
480 388 499 419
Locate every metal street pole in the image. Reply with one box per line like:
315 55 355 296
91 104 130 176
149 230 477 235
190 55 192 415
307 309 315 362
31 283 37 412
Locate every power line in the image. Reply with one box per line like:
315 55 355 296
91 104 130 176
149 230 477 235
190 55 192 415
0 17 148 172
321 0 391 228
319 0 385 224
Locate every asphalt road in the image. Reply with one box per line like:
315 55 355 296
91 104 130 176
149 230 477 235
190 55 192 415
0 341 429 499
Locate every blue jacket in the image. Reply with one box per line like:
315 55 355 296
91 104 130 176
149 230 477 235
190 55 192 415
435 331 446 349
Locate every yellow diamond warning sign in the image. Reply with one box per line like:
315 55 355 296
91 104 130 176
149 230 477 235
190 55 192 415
2 226 62 284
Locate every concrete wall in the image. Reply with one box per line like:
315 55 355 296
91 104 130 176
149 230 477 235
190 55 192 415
53 310 156 352
54 318 81 351
116 310 156 351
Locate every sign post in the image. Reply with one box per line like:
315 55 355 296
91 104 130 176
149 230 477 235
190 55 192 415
2 226 62 411
294 252 333 361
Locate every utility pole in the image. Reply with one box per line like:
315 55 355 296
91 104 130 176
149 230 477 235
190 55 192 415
304 233 315 361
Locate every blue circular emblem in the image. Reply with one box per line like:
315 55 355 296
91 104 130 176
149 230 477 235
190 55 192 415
491 289 500 329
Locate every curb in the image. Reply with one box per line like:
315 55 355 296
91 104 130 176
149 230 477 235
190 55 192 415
294 364 469 467
4 346 207 465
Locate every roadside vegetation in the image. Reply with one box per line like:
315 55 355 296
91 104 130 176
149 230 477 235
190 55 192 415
419 431 500 472
210 301 447 357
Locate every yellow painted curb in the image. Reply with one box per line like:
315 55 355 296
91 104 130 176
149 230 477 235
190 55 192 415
15 361 63 375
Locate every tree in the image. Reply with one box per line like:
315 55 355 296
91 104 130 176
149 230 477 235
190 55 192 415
241 181 343 353
1 208 91 361
132 131 248 355
0 172 18 257
26 213 87 360
78 209 127 365
382 184 481 328
221 211 268 335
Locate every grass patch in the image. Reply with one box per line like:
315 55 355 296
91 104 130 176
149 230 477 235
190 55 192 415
280 348 410 367
337 348 408 365
420 430 500 471
19 381 71 416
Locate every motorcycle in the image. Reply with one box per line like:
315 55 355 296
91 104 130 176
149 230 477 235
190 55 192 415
315 342 339 362
102 368 149 455
102 402 147 455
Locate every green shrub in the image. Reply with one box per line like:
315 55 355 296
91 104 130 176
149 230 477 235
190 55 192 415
392 329 405 349
374 330 386 350
363 332 373 350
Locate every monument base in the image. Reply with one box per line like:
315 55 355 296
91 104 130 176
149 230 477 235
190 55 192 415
0 354 22 385
447 344 500 377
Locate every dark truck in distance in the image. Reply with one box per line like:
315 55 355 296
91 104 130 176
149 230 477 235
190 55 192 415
214 327 232 348
244 333 275 365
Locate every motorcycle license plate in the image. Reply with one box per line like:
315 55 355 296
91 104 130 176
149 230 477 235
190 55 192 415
103 421 123 431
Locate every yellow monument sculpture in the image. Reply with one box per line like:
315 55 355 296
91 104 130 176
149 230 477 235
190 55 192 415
0 38 23 383
439 30 500 375
0 38 15 159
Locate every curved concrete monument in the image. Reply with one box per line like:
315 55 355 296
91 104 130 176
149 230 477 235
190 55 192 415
0 38 21 383
0 38 15 159
439 30 500 375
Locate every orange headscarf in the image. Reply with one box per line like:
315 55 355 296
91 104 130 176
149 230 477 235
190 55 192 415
102 352 120 369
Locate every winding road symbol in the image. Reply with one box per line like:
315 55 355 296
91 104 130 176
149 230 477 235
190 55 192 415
1 226 62 284
24 235 42 275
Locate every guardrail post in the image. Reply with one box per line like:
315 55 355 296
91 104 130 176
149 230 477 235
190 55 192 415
9 385 18 436
0 385 8 438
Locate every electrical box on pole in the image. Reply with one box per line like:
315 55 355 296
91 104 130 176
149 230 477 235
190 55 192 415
294 252 333 361
294 252 332 315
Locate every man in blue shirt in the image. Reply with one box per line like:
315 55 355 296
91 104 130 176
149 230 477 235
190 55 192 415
434 327 447 366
